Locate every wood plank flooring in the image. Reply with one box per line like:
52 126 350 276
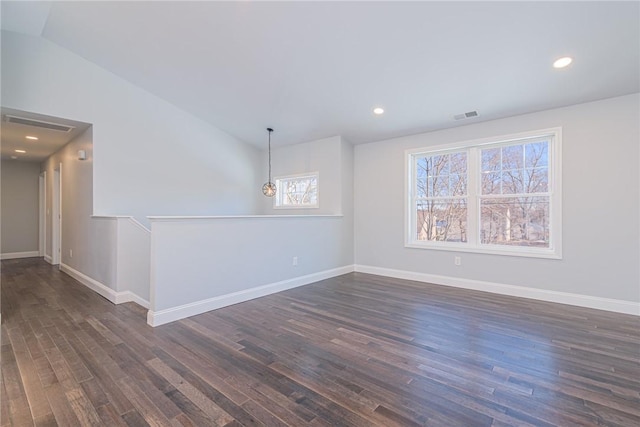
1 258 639 426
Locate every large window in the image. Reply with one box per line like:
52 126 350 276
407 128 561 258
274 172 319 208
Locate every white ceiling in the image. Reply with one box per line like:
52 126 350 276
2 1 639 148
1 108 91 162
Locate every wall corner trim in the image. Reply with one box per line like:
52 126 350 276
59 263 149 309
1 251 40 260
147 265 355 327
116 291 150 309
354 265 640 316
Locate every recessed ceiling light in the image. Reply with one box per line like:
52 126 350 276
26 135 38 140
553 56 573 69
373 107 384 115
15 149 26 153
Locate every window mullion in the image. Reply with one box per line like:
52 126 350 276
413 156 418 243
409 155 418 244
467 147 479 245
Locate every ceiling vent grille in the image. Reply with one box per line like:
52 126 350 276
3 115 76 132
454 110 479 121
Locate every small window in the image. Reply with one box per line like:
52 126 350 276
274 173 319 208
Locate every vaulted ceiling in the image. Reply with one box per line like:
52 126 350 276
2 1 639 148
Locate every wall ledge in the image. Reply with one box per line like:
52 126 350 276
91 215 151 233
354 265 640 316
148 214 343 222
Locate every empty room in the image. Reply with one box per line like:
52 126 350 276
1 1 639 426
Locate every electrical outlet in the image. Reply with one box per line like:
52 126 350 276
292 256 298 266
454 256 461 266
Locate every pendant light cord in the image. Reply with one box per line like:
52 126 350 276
267 128 273 182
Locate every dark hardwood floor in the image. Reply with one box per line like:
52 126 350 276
1 258 639 426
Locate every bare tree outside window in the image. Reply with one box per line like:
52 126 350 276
285 177 316 204
415 152 467 242
480 141 550 247
275 173 318 208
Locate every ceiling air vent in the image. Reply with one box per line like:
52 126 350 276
453 110 479 121
3 115 76 132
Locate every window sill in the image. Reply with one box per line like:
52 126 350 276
404 242 562 259
273 205 319 210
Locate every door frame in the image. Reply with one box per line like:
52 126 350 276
52 164 62 265
39 171 46 257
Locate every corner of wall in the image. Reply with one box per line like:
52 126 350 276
340 136 355 264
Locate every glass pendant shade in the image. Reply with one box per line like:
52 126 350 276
262 181 276 197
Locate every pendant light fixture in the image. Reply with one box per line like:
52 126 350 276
262 127 277 197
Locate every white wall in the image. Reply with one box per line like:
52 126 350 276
2 30 262 227
0 160 40 257
354 94 640 304
147 135 357 326
148 215 351 326
259 135 355 259
341 138 355 264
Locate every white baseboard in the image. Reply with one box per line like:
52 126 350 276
147 265 354 327
60 263 119 303
1 251 40 260
44 255 53 264
116 291 150 309
354 265 640 316
59 263 149 309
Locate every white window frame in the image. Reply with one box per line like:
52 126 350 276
405 128 562 259
273 172 319 209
